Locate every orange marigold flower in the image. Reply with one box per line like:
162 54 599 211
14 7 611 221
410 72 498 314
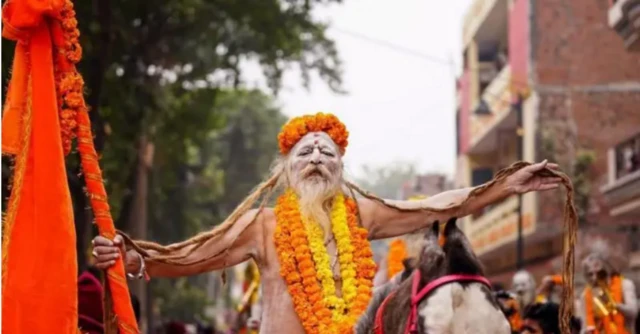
66 45 82 64
59 73 83 93
62 18 78 30
277 112 349 155
387 239 408 279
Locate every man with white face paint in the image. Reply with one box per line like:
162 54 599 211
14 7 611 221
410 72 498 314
512 270 537 312
91 113 564 333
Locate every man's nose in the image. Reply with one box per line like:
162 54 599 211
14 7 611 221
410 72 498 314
310 150 321 164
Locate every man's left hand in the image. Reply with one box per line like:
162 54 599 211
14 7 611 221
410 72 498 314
506 160 562 194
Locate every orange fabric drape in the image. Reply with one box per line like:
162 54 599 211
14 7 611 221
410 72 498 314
584 275 627 334
1 0 138 333
1 5 78 333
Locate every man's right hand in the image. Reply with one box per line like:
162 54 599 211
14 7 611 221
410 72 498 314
92 234 127 270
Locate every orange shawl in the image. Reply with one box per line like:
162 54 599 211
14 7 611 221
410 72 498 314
584 275 626 334
1 0 138 333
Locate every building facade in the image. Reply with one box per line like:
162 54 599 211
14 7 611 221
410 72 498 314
455 0 640 285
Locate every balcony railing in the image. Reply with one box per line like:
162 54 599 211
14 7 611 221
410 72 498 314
463 0 500 47
469 65 512 146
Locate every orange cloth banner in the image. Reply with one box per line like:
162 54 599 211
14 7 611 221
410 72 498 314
1 0 139 333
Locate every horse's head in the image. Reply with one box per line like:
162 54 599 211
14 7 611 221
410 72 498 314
416 217 485 277
414 218 508 334
358 217 510 334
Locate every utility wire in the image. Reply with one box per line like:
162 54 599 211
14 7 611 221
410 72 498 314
332 26 454 66
332 26 527 108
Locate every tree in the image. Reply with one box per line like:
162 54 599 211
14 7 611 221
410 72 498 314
539 129 595 225
146 88 286 324
2 0 347 273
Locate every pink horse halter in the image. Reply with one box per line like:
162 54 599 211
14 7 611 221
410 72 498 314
374 271 491 334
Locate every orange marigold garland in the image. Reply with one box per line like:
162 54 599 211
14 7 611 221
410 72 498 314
49 1 140 332
274 190 375 333
345 196 376 320
387 239 408 279
53 0 85 155
278 113 349 155
387 239 407 279
274 191 325 333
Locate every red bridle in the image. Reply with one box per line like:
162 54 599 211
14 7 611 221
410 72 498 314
374 271 491 334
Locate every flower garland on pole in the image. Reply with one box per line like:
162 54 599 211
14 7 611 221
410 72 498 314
1 0 138 333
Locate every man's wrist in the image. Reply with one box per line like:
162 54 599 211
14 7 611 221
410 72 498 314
502 177 517 197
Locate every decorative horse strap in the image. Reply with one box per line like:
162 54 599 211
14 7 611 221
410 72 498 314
374 271 492 334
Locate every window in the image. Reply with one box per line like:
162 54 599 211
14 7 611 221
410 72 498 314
614 132 640 179
471 168 495 219
472 167 494 187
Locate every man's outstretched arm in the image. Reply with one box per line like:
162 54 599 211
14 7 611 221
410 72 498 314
359 161 561 240
359 182 510 240
92 208 266 278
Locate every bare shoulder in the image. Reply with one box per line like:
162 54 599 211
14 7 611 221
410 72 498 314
355 197 383 231
246 208 278 266
240 208 276 234
256 207 276 229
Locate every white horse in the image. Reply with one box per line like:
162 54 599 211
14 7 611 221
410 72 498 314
355 218 511 334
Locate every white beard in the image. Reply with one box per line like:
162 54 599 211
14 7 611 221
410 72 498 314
295 177 340 234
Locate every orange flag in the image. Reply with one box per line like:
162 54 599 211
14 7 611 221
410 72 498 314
1 0 139 333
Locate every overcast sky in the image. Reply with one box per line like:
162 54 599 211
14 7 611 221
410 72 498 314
244 0 472 179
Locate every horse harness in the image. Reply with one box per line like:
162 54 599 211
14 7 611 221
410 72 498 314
374 271 491 334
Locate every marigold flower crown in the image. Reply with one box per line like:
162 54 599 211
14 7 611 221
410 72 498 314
277 112 349 155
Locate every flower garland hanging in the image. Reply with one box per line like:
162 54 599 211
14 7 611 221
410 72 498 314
305 218 346 320
330 194 359 307
274 190 375 333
